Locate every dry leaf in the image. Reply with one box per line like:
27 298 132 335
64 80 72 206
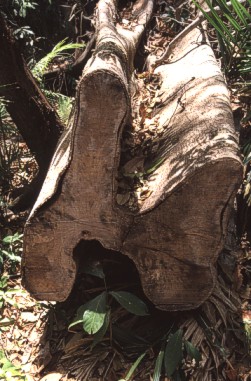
21 312 39 322
40 373 63 381
116 193 130 205
123 156 145 173
65 332 85 352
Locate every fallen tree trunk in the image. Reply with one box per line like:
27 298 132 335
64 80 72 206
23 0 242 310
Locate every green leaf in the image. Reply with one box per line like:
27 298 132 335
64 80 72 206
82 292 107 334
32 38 85 80
0 317 15 327
153 346 165 381
164 329 183 377
92 308 111 347
3 236 14 244
185 340 201 364
68 304 86 329
230 0 250 26
109 291 149 316
0 276 8 289
193 0 236 46
2 359 14 370
3 233 23 244
69 292 107 332
3 251 21 263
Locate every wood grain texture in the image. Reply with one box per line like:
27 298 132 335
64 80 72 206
23 0 242 310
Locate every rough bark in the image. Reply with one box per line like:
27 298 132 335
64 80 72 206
0 14 64 170
23 0 242 311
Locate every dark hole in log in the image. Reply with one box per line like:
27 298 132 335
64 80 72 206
71 240 146 303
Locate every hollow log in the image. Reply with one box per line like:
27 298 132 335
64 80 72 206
23 0 242 311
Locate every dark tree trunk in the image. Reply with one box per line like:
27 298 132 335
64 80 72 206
23 0 242 311
0 14 64 171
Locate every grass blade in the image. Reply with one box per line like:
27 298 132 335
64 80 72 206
153 346 165 381
119 353 146 381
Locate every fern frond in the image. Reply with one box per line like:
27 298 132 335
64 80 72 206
43 90 73 126
32 38 85 81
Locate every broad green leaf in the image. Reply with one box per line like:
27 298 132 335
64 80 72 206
82 292 107 334
153 346 165 381
68 304 86 328
185 340 201 364
164 329 183 377
109 291 149 316
68 316 84 329
2 359 14 370
69 292 107 332
92 308 111 347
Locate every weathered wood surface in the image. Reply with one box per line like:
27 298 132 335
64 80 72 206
23 0 242 310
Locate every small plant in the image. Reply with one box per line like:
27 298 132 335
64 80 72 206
151 329 201 381
193 0 251 74
12 0 38 18
13 26 35 46
69 290 149 342
31 39 85 126
69 259 149 344
0 99 22 189
0 275 23 309
32 38 84 82
0 350 26 380
68 261 201 381
0 233 23 273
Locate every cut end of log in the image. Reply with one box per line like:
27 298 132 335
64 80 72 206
123 158 242 311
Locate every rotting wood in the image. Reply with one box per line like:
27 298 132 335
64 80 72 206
23 0 242 311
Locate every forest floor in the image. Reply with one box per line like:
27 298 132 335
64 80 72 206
1 1 251 380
